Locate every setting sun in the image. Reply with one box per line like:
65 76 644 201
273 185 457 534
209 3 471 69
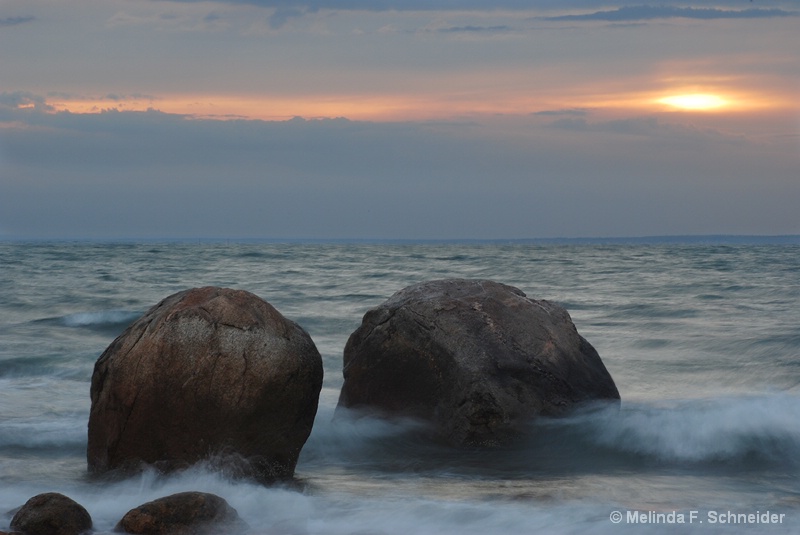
658 93 728 111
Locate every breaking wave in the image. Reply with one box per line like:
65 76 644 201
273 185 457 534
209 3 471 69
544 393 800 466
59 310 140 330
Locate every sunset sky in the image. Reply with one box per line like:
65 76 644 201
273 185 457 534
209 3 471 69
1 0 798 240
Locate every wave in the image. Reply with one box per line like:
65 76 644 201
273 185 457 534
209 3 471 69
545 393 800 466
0 465 609 535
3 393 795 470
301 394 800 480
32 310 141 335
0 417 86 453
2 397 798 535
60 310 140 330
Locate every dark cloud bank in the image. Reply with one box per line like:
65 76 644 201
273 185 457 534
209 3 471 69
0 16 35 27
156 0 798 17
1 99 797 240
542 6 798 22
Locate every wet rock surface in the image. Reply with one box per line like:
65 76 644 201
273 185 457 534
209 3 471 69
10 493 92 535
88 286 323 481
338 279 620 446
116 492 246 535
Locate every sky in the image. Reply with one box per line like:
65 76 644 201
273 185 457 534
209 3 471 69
1 0 798 240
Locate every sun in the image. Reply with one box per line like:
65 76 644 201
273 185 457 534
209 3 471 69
658 93 728 111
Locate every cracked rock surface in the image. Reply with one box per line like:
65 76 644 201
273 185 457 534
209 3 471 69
88 286 323 481
337 279 620 446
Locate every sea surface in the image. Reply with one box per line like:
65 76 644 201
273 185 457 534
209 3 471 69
1 240 799 534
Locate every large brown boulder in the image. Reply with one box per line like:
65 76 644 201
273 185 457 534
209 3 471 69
337 279 620 446
10 493 92 535
116 492 246 535
88 286 323 481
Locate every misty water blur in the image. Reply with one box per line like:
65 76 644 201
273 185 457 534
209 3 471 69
1 241 799 533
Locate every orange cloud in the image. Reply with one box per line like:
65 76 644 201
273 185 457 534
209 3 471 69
43 82 791 123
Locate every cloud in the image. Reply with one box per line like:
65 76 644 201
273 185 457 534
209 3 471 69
3 94 797 240
268 6 309 28
102 92 159 102
533 108 589 117
157 0 541 10
0 91 53 113
541 6 799 22
139 1 799 34
0 15 35 27
431 24 513 34
204 11 222 23
546 115 748 146
153 0 800 12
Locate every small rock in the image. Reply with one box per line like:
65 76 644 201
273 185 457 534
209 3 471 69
10 493 92 535
116 492 246 535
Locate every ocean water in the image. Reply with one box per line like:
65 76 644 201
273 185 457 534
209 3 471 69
1 241 799 534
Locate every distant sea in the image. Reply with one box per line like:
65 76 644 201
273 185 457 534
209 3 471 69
2 239 799 533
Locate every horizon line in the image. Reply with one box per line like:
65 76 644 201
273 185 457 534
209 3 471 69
2 234 800 246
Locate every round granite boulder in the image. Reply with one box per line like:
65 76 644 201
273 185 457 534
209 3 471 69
10 493 92 535
337 279 620 446
116 492 246 535
88 286 323 481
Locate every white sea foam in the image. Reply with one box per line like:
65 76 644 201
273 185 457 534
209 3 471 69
561 394 800 463
0 466 612 535
60 310 139 328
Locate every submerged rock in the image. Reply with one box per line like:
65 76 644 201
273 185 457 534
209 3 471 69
88 286 323 481
10 493 92 535
337 279 620 446
116 492 246 535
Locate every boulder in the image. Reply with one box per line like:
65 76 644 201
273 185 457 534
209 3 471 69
88 286 323 481
116 492 246 535
337 279 620 446
10 493 92 535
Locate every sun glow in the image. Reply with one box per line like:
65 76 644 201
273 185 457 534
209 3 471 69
37 85 780 122
658 93 728 111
